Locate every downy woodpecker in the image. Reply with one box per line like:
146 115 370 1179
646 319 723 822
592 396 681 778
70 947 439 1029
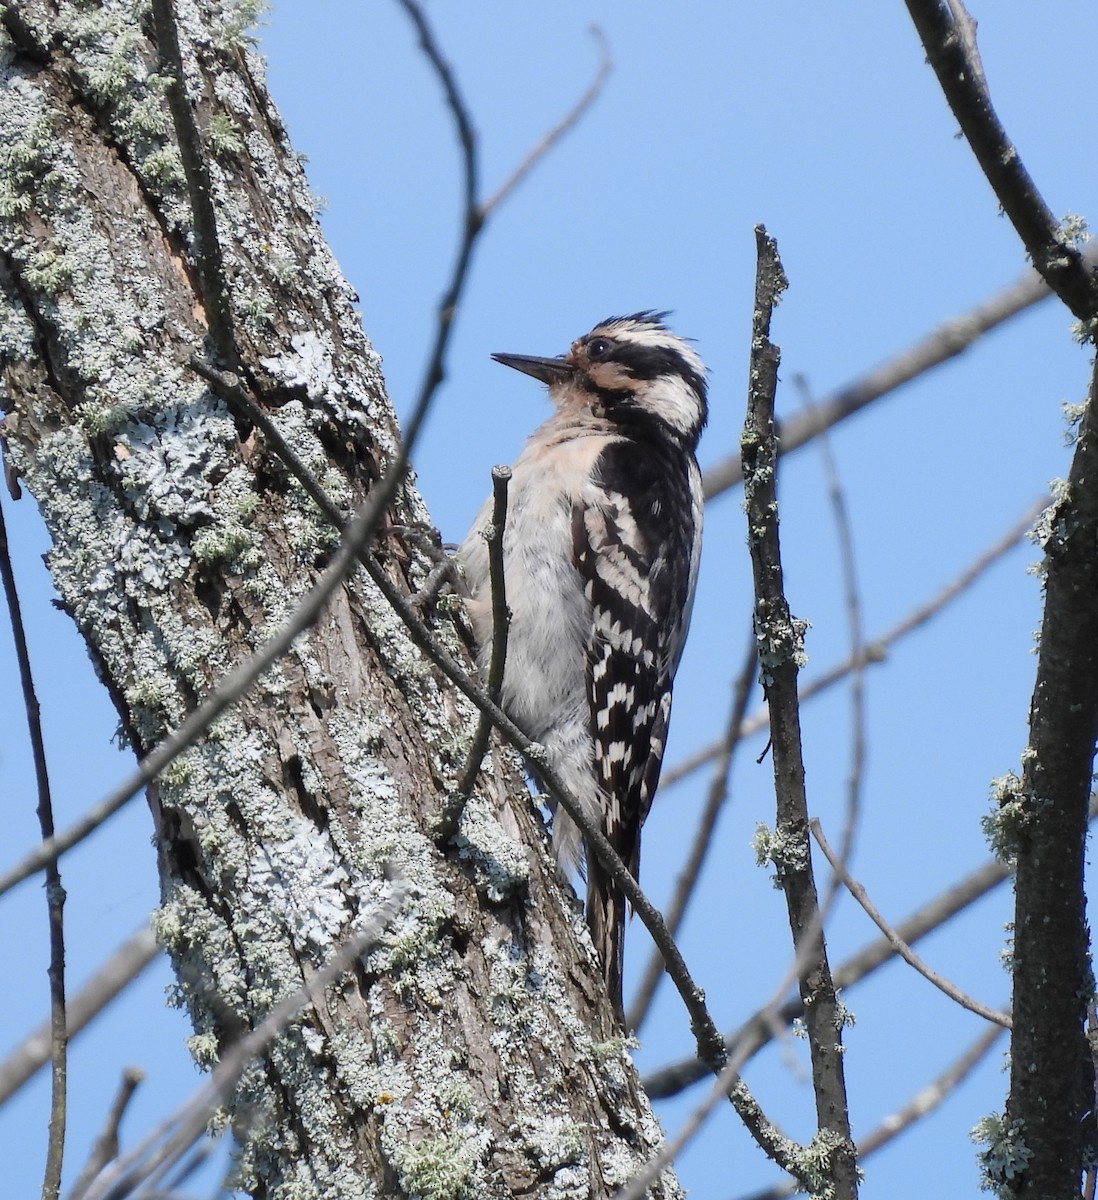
458 312 706 1015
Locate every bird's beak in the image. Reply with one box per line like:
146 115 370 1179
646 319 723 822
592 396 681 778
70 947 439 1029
491 352 575 386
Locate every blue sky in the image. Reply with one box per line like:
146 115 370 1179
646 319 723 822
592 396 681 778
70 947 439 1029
2 3 1097 1196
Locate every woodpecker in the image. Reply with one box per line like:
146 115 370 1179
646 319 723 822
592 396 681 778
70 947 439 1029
458 312 706 1016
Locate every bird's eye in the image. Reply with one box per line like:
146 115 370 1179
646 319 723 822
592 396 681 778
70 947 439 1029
586 337 612 359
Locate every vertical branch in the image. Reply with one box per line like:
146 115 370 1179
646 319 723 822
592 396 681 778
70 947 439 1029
436 465 511 840
994 352 1098 1196
0 497 66 1199
740 226 857 1197
900 7 1098 1193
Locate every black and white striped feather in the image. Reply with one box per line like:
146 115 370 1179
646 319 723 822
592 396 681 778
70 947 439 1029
459 313 706 1016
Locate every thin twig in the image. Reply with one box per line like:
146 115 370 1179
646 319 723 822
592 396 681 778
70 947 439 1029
396 1 612 436
811 819 1010 1028
617 878 839 1200
701 247 1098 502
435 465 511 840
79 884 409 1200
0 924 160 1104
904 0 1098 320
643 851 1011 1098
68 1067 145 1200
479 27 612 218
394 0 482 430
795 373 867 917
0 494 67 1198
741 225 857 1197
625 631 756 1032
661 495 1049 791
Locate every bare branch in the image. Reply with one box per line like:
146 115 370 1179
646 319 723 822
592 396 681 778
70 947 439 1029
646 791 1098 1100
796 374 867 917
857 1022 1006 1158
395 3 611 443
643 850 1013 1098
436 465 512 840
0 494 66 1197
68 1068 144 1200
903 0 1098 320
479 28 612 218
741 225 857 1196
733 1021 1007 1200
619 879 844 1200
811 820 1010 1028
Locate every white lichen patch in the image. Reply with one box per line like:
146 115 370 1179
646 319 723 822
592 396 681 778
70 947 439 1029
248 810 352 954
452 789 531 903
113 401 232 526
390 1128 491 1200
262 331 338 401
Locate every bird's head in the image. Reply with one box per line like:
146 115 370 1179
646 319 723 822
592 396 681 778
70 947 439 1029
492 312 708 452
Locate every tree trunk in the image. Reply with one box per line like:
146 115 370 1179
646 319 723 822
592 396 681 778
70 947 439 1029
0 2 680 1195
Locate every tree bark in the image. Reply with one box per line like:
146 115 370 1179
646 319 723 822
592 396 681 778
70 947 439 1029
998 357 1098 1199
0 2 680 1196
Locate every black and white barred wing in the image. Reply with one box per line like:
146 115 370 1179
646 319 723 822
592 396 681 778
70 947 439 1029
572 442 699 879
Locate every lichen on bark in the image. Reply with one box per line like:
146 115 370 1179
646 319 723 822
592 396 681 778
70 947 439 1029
0 3 681 1195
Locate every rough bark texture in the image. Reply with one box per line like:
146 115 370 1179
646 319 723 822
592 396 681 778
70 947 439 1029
997 358 1098 1200
0 2 681 1196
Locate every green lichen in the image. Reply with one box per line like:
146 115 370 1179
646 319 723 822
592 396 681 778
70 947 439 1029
391 1130 483 1200
973 1112 1034 1196
753 605 810 675
215 0 270 50
1059 212 1090 248
0 110 57 218
753 820 808 888
143 145 186 188
22 247 72 295
982 770 1039 865
207 110 245 157
62 5 151 106
792 1127 851 1200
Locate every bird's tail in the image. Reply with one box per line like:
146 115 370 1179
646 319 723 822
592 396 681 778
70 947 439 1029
587 858 627 1018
